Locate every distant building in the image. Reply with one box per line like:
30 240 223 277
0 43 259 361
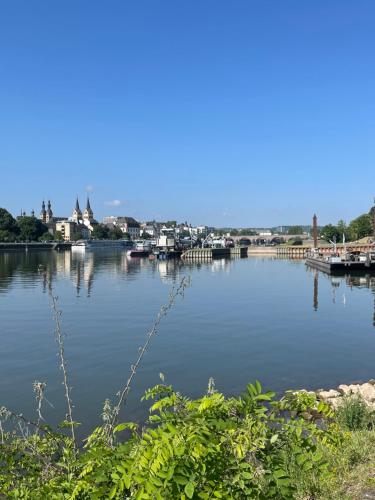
103 216 118 226
56 220 90 241
71 197 83 223
38 200 64 234
116 217 140 239
103 216 141 239
53 197 96 241
70 197 97 232
258 230 272 237
39 200 54 224
141 221 159 238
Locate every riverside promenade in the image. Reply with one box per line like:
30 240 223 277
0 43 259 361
0 242 71 251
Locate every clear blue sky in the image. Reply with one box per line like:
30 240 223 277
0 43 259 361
1 1 374 227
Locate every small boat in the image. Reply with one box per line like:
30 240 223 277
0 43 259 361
127 240 152 257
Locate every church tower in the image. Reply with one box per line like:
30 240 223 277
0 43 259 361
83 197 94 223
46 200 53 222
72 197 82 223
40 201 47 223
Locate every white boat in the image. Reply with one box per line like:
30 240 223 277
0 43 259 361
126 240 152 257
71 239 133 251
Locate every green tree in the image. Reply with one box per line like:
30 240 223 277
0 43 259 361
336 219 350 241
71 230 83 242
38 232 54 242
17 216 47 241
287 226 303 235
0 208 19 241
55 231 63 241
109 226 124 240
92 224 110 239
348 213 373 241
321 224 340 242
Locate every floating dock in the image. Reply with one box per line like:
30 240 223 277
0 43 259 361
306 257 375 275
181 247 247 260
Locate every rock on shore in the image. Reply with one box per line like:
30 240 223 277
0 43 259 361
316 380 375 409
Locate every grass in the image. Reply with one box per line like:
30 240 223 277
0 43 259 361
295 396 375 499
316 429 375 499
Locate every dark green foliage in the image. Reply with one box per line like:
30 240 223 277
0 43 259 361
92 224 110 239
321 224 341 242
71 230 83 241
348 213 373 241
17 216 48 241
38 231 54 242
335 396 375 431
0 382 342 498
109 226 124 240
0 208 19 241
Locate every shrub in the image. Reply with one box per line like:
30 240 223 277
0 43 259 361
0 381 343 499
335 396 375 431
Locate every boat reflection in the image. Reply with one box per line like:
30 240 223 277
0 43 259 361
311 269 375 327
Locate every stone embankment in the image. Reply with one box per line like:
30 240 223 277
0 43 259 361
316 380 375 409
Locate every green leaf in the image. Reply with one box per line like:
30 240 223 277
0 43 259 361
185 482 195 499
174 475 189 485
270 434 279 444
273 469 287 479
113 422 136 433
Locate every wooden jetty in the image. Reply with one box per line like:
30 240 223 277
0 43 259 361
181 247 248 260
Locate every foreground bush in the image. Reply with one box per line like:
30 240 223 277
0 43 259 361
0 381 343 499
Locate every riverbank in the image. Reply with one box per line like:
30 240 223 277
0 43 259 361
0 242 71 251
2 377 375 498
290 380 375 499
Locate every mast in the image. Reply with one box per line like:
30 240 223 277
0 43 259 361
312 213 318 249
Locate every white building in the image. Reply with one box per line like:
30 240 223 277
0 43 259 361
104 216 141 239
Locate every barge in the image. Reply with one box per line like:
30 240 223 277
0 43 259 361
306 253 375 275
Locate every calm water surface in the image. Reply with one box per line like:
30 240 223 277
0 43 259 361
1 250 375 435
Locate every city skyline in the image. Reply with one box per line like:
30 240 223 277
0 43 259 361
1 1 375 225
5 195 373 230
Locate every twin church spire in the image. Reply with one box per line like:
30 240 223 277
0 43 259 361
39 197 94 224
72 196 94 223
39 199 53 223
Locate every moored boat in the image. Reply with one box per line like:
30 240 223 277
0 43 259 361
126 240 152 257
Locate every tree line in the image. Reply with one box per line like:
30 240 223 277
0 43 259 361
0 208 53 242
320 208 374 242
0 208 132 242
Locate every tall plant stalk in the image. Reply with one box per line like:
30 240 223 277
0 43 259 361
107 276 190 439
50 294 76 450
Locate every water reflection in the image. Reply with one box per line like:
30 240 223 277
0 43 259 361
3 252 375 434
311 269 375 327
0 250 243 297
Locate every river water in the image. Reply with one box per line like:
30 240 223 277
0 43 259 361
1 250 375 435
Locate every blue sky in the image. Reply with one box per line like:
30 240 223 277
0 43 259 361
0 1 374 226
